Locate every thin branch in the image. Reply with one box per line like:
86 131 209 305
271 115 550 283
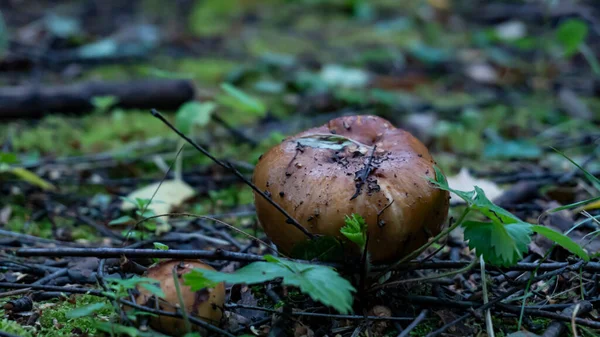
150 109 313 239
397 309 428 337
225 303 415 321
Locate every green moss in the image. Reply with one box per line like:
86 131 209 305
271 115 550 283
0 318 35 337
38 295 115 337
408 318 436 336
8 110 176 157
6 216 54 239
176 58 240 84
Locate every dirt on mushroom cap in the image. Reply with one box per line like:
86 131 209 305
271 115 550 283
252 115 450 263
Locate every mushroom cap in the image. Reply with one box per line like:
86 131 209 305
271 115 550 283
252 115 449 263
134 260 225 336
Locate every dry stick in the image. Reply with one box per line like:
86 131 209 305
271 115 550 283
225 303 414 322
370 259 477 292
373 260 600 272
397 309 428 337
498 302 600 330
132 213 276 255
15 247 344 269
150 109 313 239
425 260 587 337
32 268 68 285
15 247 266 262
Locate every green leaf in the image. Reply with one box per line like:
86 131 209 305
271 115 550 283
65 302 109 319
431 166 533 266
175 101 216 135
108 215 134 225
548 196 600 213
153 242 169 250
184 255 356 314
90 95 119 112
531 225 589 261
138 282 166 299
219 83 266 115
430 166 524 225
463 221 532 267
340 214 367 249
0 152 17 164
290 235 344 262
556 19 588 57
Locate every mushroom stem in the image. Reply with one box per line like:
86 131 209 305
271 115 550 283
150 109 314 239
374 208 471 280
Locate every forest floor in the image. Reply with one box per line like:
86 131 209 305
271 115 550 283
0 1 600 336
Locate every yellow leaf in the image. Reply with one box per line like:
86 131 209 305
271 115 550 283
121 179 196 223
9 167 55 191
576 199 600 212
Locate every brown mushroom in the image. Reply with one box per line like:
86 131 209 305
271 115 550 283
252 115 449 263
134 260 225 336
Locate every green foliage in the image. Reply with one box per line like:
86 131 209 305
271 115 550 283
66 302 110 319
0 318 35 337
341 214 368 249
153 242 169 250
556 19 588 57
462 220 531 267
91 95 119 113
38 295 116 337
0 152 17 164
430 166 589 266
105 276 165 299
175 101 217 135
184 254 356 314
219 83 267 116
530 225 589 260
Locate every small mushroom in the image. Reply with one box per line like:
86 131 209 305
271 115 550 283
134 260 225 336
252 115 449 263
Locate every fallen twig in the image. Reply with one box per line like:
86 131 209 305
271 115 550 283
0 80 195 119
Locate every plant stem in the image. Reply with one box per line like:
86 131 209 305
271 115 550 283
172 265 192 334
370 258 476 292
480 256 495 337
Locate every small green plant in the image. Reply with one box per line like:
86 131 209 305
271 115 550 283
429 166 589 267
109 197 166 237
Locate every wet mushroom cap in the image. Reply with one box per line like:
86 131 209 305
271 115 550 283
252 115 449 263
134 260 225 336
